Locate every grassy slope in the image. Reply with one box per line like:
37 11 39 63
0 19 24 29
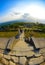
24 31 45 38
0 31 18 38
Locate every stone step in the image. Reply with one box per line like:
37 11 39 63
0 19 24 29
9 50 35 57
29 56 44 65
9 61 16 65
40 62 45 65
0 53 3 58
1 58 9 65
0 63 3 65
20 57 27 65
11 56 18 63
4 55 11 60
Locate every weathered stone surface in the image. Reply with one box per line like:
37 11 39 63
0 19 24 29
9 50 35 57
20 57 27 65
0 38 9 49
40 62 45 65
39 48 45 60
0 50 4 53
7 37 15 49
4 55 11 60
1 58 9 65
29 56 44 65
32 37 45 48
25 51 35 57
0 53 3 58
34 53 41 57
9 61 16 65
11 56 18 63
0 33 45 65
0 63 3 65
39 48 45 54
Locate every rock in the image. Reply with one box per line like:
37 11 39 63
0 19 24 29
39 48 45 60
9 61 16 65
11 56 18 63
39 48 45 54
0 50 4 53
1 58 9 65
0 53 3 59
4 55 11 60
40 62 45 65
25 51 35 57
34 53 41 57
20 57 27 65
0 63 3 65
29 56 44 65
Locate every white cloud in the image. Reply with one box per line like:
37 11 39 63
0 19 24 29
11 4 45 20
0 12 23 22
28 5 45 20
0 4 45 23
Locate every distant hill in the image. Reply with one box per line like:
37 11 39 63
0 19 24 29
0 18 36 26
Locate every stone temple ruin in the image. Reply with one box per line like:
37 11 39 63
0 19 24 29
0 31 45 65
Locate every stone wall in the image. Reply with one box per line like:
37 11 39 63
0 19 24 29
0 51 45 65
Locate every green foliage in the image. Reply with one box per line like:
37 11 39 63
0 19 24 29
0 22 45 37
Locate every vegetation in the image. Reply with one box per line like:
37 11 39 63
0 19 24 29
24 23 45 38
0 31 18 38
0 22 45 38
24 30 45 38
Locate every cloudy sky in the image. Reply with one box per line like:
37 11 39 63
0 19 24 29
0 0 45 23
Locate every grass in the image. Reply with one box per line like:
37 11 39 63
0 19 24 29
24 31 45 38
0 31 18 38
0 29 45 38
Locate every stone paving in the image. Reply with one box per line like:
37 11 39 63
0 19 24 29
0 31 45 65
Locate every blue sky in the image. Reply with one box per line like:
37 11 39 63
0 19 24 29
0 0 45 23
0 0 19 16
